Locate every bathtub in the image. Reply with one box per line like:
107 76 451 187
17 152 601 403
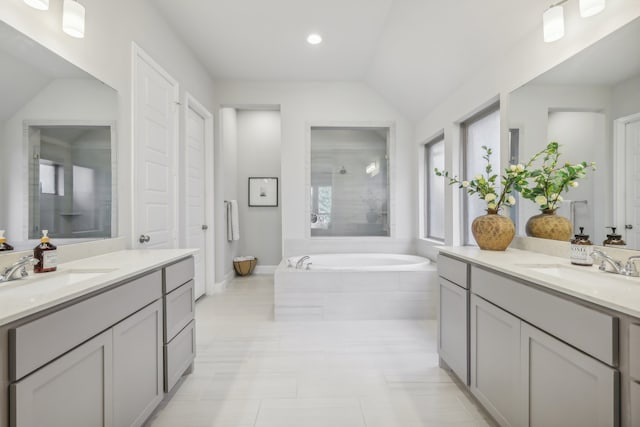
274 253 437 321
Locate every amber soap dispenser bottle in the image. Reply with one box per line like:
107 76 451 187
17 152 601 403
34 230 57 273
0 230 14 251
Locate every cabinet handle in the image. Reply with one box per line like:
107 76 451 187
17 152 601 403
201 225 208 230
139 234 151 244
626 224 633 230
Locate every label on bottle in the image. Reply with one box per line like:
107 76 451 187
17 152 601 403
42 250 58 269
571 244 594 265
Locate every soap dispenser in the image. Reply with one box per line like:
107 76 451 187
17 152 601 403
570 227 593 266
603 227 626 248
34 230 57 273
0 230 14 251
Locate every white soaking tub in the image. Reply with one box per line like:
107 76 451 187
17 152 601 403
274 253 437 320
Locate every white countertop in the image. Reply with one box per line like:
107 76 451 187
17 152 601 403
438 246 640 318
0 249 197 327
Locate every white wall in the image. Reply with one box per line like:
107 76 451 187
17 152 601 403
612 74 640 120
215 81 415 260
1 0 216 246
415 2 640 259
236 110 282 266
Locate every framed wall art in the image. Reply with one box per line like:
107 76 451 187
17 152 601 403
248 177 278 207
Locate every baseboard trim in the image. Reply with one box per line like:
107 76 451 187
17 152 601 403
208 269 235 294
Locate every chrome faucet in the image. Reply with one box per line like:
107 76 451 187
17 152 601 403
295 256 311 269
0 255 38 283
590 250 640 277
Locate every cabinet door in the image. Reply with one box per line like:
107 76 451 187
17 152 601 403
439 278 468 384
521 323 618 427
113 300 163 427
470 295 522 427
10 329 113 427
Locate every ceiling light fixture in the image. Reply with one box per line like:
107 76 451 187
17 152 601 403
543 0 605 43
306 33 323 45
579 0 606 17
62 0 85 38
23 0 49 10
543 3 565 43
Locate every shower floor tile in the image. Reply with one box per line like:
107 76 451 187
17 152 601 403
144 274 496 427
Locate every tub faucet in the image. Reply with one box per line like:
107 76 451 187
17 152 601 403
295 256 310 269
0 255 38 283
590 249 640 277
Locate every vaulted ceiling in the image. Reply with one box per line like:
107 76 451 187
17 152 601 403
152 0 546 120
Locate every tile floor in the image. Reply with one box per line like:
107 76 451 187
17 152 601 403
145 274 495 427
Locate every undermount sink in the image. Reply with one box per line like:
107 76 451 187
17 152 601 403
0 267 118 299
515 263 604 281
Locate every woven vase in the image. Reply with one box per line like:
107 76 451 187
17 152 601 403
525 209 572 241
471 209 515 251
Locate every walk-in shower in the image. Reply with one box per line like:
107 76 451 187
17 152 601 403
309 126 390 237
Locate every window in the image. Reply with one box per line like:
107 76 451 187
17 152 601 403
310 185 332 229
462 104 500 245
39 160 64 196
425 134 445 241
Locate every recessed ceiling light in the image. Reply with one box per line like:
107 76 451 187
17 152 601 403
306 33 323 45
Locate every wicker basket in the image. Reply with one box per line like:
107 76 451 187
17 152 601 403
233 257 257 276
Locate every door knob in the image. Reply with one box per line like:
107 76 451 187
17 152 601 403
202 225 208 230
139 234 151 243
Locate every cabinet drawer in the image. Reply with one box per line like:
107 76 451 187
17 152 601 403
630 323 640 380
438 254 468 288
164 280 195 343
164 257 194 294
164 320 195 392
471 266 617 366
10 270 162 381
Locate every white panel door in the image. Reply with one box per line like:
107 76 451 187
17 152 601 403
625 117 640 249
185 99 208 298
133 45 179 249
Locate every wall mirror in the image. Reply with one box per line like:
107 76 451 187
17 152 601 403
508 17 640 249
0 21 117 250
309 126 390 237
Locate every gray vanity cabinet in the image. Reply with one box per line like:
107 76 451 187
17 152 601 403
2 255 196 427
437 254 469 384
113 299 163 427
468 264 618 427
521 323 617 427
10 329 113 427
470 294 522 427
